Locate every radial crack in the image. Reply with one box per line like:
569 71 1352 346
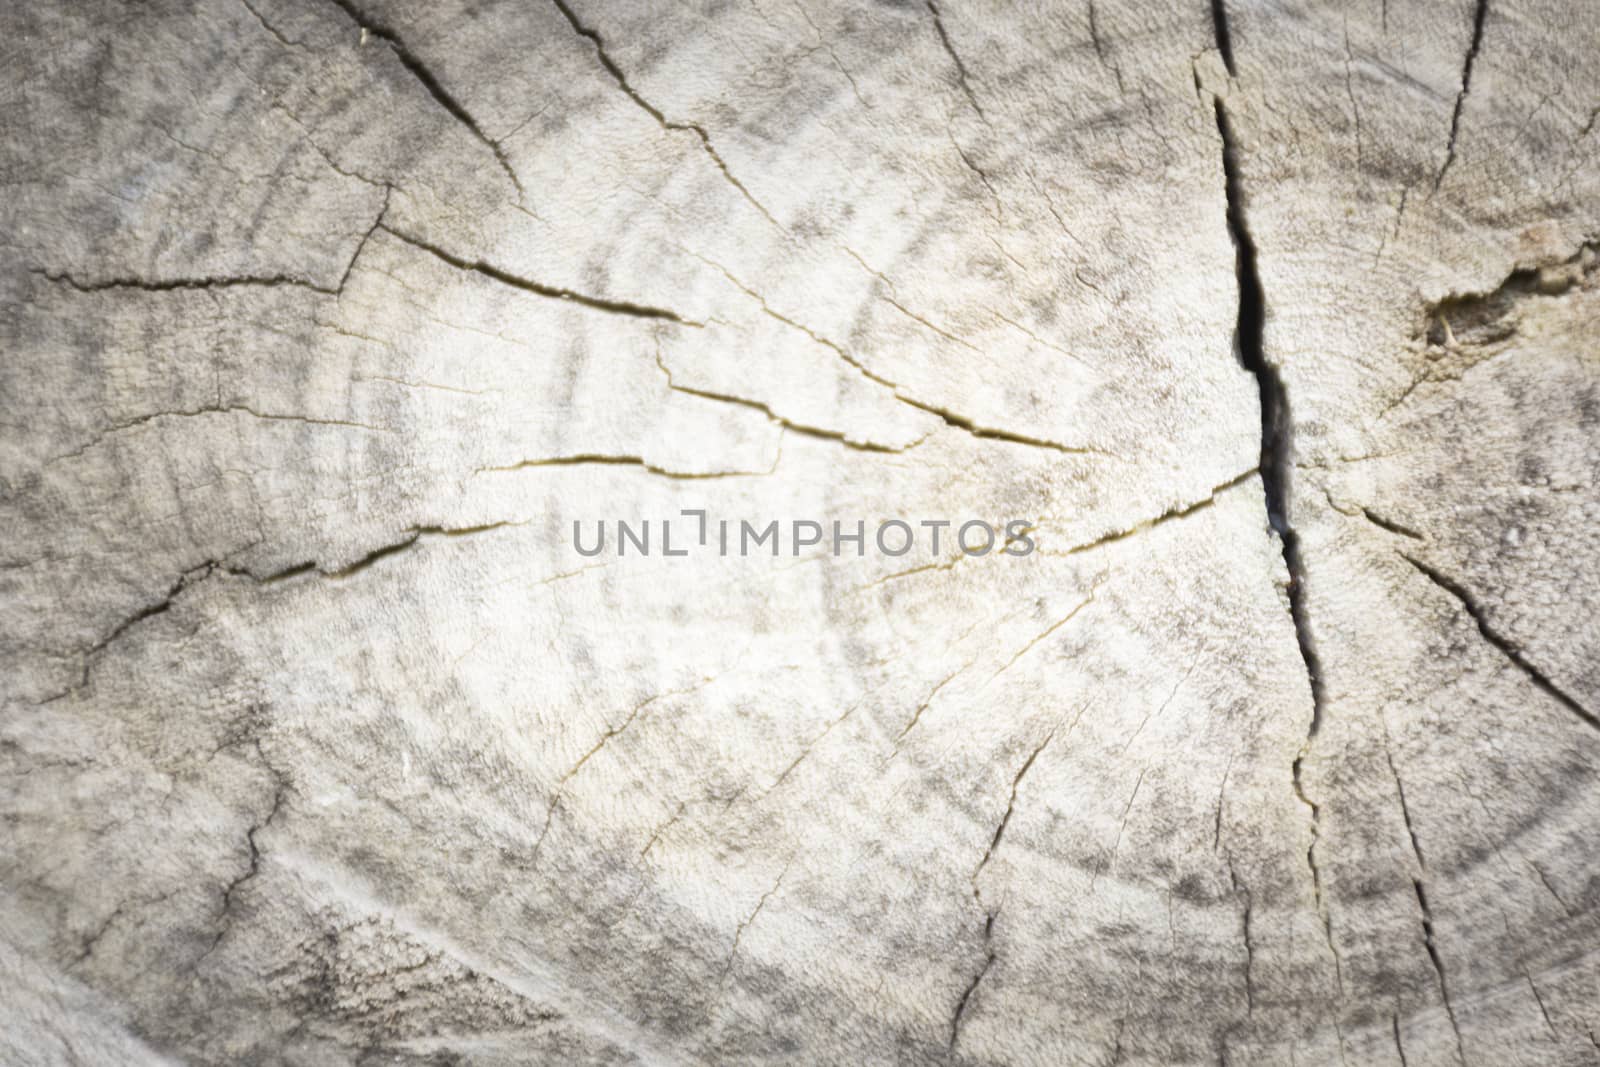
49 405 392 465
1385 743 1427 873
722 864 791 977
533 684 709 862
322 0 523 197
1433 0 1489 191
1227 859 1256 1014
925 1 986 119
1213 101 1321 721
897 395 1116 457
1210 0 1237 76
249 523 517 586
972 727 1059 889
1213 89 1337 992
474 454 770 480
204 760 289 958
986 577 1105 685
42 561 219 703
895 661 976 744
1059 468 1257 555
1401 554 1600 733
238 0 300 48
547 0 779 227
381 225 699 323
653 345 916 453
949 928 994 1053
1413 879 1468 1062
35 268 335 295
690 249 1111 456
1360 507 1425 541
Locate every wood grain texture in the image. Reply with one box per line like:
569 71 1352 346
2 0 1598 1063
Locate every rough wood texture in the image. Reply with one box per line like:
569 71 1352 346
3 0 1598 1063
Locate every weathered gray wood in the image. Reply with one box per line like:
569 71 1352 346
2 0 1598 1063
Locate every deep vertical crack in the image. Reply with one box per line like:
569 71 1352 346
1434 0 1489 191
1210 0 1237 76
1212 70 1337 989
1213 102 1324 709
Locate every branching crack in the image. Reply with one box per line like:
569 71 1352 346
73 903 127 967
321 0 523 197
42 561 222 704
691 249 1110 456
1433 0 1489 192
1401 554 1600 733
336 186 391 292
40 187 386 300
894 653 979 747
39 523 521 703
547 0 779 227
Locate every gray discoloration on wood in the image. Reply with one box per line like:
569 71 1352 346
3 0 1599 1063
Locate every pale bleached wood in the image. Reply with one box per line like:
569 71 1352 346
2 0 1598 1064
